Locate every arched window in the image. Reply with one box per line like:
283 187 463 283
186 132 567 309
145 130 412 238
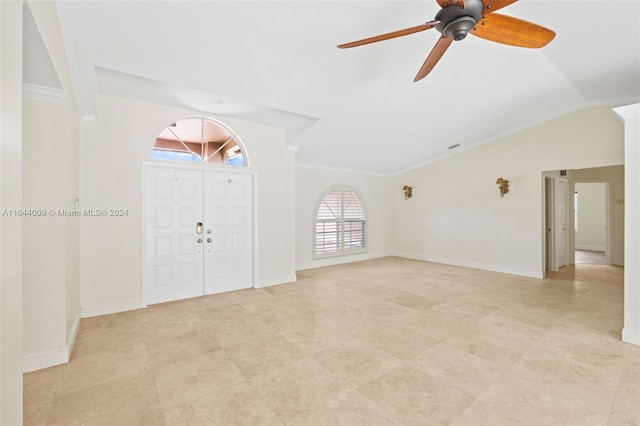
151 115 248 166
314 185 366 258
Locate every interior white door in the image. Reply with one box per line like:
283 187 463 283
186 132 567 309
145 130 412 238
545 177 553 272
202 172 253 294
555 178 569 269
144 165 254 304
144 167 204 304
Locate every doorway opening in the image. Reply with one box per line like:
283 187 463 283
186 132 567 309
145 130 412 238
574 182 609 264
543 166 622 277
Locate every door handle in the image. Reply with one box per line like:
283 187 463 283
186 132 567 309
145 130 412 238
196 222 203 235
207 238 213 243
197 238 203 244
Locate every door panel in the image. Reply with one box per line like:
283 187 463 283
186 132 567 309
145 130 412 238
555 178 568 269
545 177 552 272
144 165 254 303
203 172 253 294
144 167 204 304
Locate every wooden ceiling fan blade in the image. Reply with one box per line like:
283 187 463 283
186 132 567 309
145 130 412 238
436 0 466 9
338 21 440 49
481 0 518 15
414 36 453 82
472 13 555 48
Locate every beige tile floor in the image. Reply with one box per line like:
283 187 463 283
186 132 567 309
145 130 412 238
24 257 639 425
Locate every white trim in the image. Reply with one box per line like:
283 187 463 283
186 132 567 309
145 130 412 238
575 245 606 252
613 102 640 120
152 114 251 167
141 163 257 304
574 179 612 265
140 163 149 305
81 299 146 318
618 102 640 349
587 97 640 110
254 274 297 288
296 162 392 177
23 348 68 373
296 251 393 271
141 160 254 174
542 175 554 276
312 184 368 260
252 171 259 289
287 145 300 153
81 114 97 122
66 311 81 359
22 83 64 102
56 1 88 117
392 251 543 279
296 252 542 278
22 305 82 374
393 102 635 177
622 327 640 346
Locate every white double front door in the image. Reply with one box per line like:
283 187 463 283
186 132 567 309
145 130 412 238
143 165 253 304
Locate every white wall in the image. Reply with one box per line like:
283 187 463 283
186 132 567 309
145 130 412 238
79 95 295 315
574 182 607 251
0 1 24 422
23 99 70 361
391 106 625 278
22 0 81 372
614 103 640 346
295 165 393 270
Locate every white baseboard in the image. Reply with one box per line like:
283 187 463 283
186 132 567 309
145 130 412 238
23 348 69 373
254 274 297 289
23 311 82 373
81 299 147 318
575 245 606 252
622 328 640 346
67 310 81 356
295 251 393 272
391 251 543 279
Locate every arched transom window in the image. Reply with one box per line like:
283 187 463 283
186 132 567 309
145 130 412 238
314 185 367 258
151 115 248 166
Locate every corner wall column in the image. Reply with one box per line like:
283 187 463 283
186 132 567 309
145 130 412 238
614 103 640 346
0 1 24 422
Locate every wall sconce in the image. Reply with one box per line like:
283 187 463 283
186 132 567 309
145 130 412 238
402 185 413 200
496 178 509 197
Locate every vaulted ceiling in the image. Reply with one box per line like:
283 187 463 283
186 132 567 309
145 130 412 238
45 1 640 174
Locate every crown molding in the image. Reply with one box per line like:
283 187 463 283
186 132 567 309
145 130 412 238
22 83 64 102
613 103 640 121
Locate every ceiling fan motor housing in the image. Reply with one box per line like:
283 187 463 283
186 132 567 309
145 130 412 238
435 0 484 40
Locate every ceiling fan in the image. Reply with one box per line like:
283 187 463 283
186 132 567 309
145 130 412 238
338 0 555 82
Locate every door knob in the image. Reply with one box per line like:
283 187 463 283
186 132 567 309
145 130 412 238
207 238 212 243
197 238 203 244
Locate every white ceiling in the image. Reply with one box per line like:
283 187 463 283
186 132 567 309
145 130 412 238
53 0 639 175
